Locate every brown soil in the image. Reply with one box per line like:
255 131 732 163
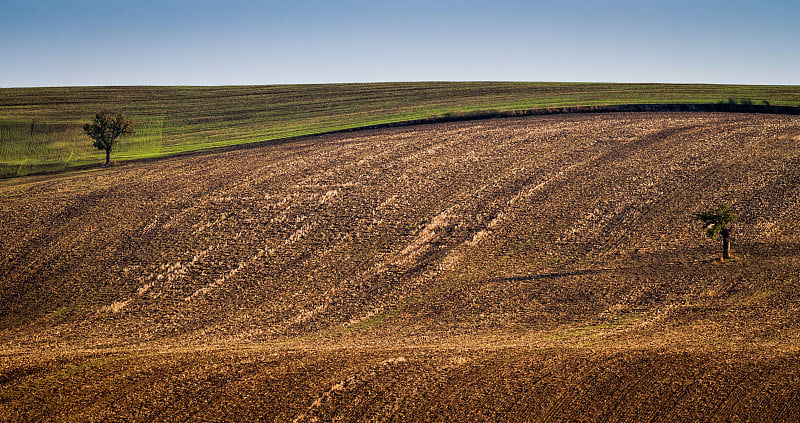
2 112 800 421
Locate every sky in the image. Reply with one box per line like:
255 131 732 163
1 0 798 87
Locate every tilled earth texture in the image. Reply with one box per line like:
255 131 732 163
2 112 800 421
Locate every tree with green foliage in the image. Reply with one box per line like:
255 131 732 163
694 203 737 260
83 110 133 165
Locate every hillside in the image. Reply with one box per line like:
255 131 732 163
2 82 800 177
2 112 800 421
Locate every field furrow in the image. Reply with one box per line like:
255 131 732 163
2 112 800 420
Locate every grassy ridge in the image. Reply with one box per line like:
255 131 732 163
2 82 800 177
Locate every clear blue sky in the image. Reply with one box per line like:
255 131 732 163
1 0 798 87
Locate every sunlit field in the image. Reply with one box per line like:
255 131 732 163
2 110 800 421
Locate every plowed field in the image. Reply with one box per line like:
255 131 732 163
2 112 800 421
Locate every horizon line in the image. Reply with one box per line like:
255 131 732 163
3 80 800 89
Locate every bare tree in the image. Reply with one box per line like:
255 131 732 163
694 203 737 260
84 110 133 165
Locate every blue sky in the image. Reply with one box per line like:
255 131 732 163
1 0 798 87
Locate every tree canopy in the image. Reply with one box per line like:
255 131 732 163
694 203 736 239
83 110 133 164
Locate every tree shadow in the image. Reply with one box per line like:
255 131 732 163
491 258 718 284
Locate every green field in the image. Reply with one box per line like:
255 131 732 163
2 82 799 177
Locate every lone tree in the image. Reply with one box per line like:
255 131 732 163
694 203 737 260
84 110 133 165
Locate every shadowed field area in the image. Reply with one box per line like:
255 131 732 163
2 112 800 421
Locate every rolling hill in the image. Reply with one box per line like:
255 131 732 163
2 111 800 421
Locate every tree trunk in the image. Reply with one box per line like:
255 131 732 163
105 148 111 165
721 229 731 260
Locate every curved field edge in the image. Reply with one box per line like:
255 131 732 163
2 81 800 177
